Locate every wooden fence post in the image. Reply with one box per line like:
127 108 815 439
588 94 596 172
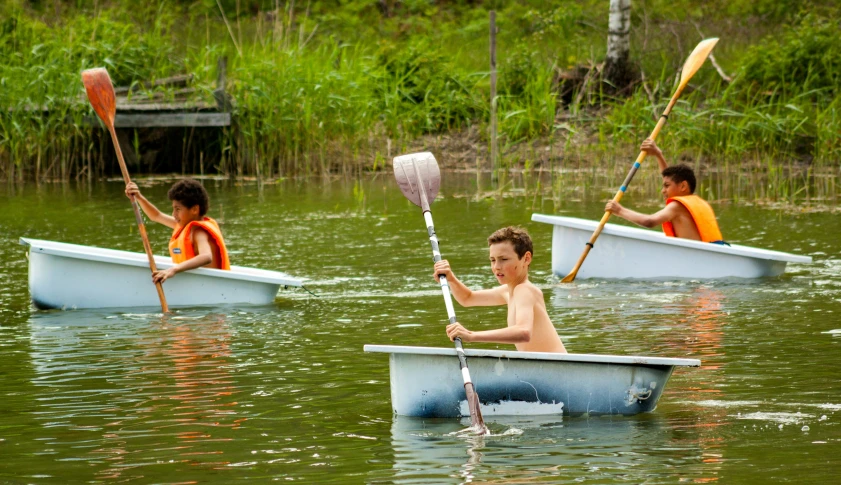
489 11 498 180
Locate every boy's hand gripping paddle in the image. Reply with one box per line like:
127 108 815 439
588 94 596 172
561 38 719 283
82 68 169 313
393 152 487 435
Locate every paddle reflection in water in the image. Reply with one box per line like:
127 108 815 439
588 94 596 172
378 414 707 484
543 282 729 483
652 286 730 480
28 310 244 482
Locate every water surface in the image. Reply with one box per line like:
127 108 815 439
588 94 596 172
1 173 839 483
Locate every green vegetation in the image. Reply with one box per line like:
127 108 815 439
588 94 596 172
1 0 839 187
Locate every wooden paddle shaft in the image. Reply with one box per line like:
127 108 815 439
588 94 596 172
562 87 685 281
589 88 683 237
82 68 168 312
106 126 170 312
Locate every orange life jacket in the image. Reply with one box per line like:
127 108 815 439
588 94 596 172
662 195 724 243
169 217 231 270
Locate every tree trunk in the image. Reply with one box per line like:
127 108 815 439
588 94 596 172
605 0 634 91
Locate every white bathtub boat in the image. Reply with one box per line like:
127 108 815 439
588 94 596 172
531 214 812 280
364 344 699 417
21 238 303 310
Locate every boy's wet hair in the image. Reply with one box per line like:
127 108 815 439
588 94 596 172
168 179 209 216
662 164 696 193
488 226 533 259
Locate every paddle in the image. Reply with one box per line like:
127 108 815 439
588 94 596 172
393 152 487 435
561 38 719 283
82 68 169 313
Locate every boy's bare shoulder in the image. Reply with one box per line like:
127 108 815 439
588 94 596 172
512 281 543 300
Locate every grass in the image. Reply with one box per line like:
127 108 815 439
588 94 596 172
1 0 839 192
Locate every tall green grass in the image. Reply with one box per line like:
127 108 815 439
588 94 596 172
1 1 839 188
0 3 192 181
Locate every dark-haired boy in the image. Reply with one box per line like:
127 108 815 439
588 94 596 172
125 179 230 283
433 226 567 354
605 139 725 243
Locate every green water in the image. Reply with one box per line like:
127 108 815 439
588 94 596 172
0 174 839 483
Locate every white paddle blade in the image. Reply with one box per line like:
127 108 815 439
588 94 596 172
393 152 441 207
678 38 719 87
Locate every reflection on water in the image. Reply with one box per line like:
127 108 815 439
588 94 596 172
28 311 245 481
1 174 840 482
657 287 729 482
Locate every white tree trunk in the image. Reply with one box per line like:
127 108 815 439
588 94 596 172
607 0 631 64
605 0 633 89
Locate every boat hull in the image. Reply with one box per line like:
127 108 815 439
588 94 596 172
532 214 812 280
364 345 700 417
22 238 303 310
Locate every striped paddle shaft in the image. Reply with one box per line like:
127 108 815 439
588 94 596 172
411 160 485 431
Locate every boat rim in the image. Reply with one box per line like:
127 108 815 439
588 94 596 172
20 237 304 287
531 213 812 264
364 344 701 367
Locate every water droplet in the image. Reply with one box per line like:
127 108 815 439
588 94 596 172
802 425 810 432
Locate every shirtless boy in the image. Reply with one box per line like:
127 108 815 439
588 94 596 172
433 226 567 353
605 138 725 243
125 179 230 284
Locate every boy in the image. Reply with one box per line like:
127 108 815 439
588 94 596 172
125 179 230 284
433 226 567 354
605 138 725 243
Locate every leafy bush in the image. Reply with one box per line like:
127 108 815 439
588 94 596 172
738 13 841 99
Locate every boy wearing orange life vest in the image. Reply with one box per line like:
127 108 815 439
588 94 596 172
605 139 725 243
125 179 231 284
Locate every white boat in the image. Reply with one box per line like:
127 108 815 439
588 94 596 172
20 238 303 310
364 344 699 417
531 214 812 280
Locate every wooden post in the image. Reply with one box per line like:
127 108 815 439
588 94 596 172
334 39 343 69
274 0 282 44
214 56 231 111
287 0 296 50
489 11 498 180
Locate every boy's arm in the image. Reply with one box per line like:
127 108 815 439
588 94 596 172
151 228 213 283
640 138 668 173
433 260 506 307
445 286 535 344
605 200 682 229
125 183 177 229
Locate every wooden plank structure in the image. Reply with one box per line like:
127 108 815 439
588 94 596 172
82 57 233 174
94 57 231 129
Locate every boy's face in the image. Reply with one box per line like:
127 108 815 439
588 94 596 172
171 200 201 225
489 241 531 285
661 176 690 199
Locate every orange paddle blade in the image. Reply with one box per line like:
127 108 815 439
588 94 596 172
81 68 117 127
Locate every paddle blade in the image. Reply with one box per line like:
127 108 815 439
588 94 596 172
81 68 117 127
393 152 441 208
678 38 719 89
560 272 577 283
